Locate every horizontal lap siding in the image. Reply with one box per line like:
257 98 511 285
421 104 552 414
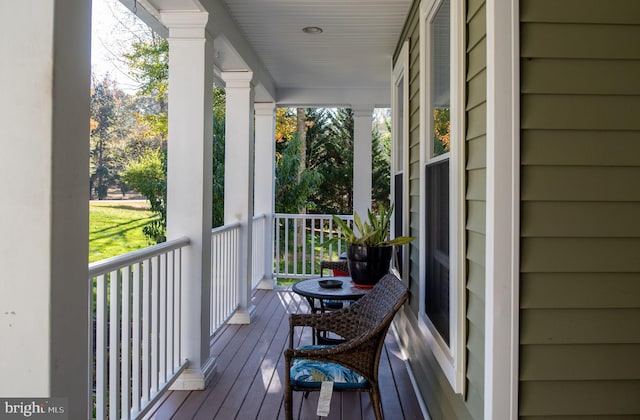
465 0 486 417
408 2 421 314
520 0 640 417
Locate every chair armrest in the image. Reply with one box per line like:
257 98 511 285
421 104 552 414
288 310 357 342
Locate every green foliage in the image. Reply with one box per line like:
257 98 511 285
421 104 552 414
310 109 354 214
124 36 168 101
124 36 168 141
212 103 225 228
121 149 167 243
274 107 392 215
325 203 414 247
372 114 391 208
275 133 323 213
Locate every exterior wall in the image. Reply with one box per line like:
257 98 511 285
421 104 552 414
464 0 487 415
519 0 640 417
393 0 486 418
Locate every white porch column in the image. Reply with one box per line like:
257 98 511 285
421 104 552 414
254 102 276 290
163 11 216 389
353 106 374 216
0 2 90 417
223 71 256 323
485 0 520 418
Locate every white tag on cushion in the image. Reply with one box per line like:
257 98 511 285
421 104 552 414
317 381 333 417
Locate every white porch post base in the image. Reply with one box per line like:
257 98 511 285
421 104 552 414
170 357 217 390
256 277 276 290
227 305 257 324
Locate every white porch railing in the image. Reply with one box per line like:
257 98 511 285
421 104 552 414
88 237 189 420
210 222 241 335
273 213 352 280
87 213 352 419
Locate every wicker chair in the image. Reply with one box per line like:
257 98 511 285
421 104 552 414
319 259 349 277
284 273 409 420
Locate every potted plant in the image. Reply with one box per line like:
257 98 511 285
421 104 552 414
325 203 414 288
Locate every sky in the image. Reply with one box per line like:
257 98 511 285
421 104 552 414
91 0 147 92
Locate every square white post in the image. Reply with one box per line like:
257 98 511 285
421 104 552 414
353 106 374 217
222 71 256 323
0 2 90 417
485 0 520 418
254 102 276 289
163 11 216 389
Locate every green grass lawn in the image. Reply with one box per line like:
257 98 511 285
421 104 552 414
89 202 156 263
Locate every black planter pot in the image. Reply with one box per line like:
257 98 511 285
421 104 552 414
346 245 393 288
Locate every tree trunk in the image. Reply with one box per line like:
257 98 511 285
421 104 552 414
296 108 307 192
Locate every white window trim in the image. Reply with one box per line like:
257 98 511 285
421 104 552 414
391 40 410 276
417 0 466 394
485 0 520 418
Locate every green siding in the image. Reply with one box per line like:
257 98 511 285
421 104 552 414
522 130 640 166
520 0 640 417
464 4 487 417
408 0 421 315
392 0 486 419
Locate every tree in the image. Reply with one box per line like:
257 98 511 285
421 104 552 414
90 75 132 199
372 113 391 208
212 88 226 228
122 149 167 242
274 107 391 215
123 35 168 142
276 107 296 144
309 108 354 214
275 133 322 213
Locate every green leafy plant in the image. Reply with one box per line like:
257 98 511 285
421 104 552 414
325 203 414 247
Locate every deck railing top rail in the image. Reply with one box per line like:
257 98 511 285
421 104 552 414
274 213 353 221
88 236 190 277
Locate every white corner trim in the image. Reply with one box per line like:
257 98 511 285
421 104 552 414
391 40 410 276
484 0 520 419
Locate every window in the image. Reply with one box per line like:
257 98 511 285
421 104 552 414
392 41 409 276
419 0 465 393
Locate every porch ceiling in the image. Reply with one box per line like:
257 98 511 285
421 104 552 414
134 0 412 106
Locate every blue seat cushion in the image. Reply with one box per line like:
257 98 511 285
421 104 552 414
322 299 343 309
290 345 368 389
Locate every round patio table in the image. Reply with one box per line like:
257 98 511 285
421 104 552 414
292 277 370 344
292 276 369 311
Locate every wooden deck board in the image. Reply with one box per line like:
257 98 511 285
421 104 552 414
146 288 424 420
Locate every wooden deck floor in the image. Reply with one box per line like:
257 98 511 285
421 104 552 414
144 288 425 420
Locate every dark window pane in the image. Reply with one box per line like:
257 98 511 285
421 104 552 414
424 160 450 344
394 173 404 276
